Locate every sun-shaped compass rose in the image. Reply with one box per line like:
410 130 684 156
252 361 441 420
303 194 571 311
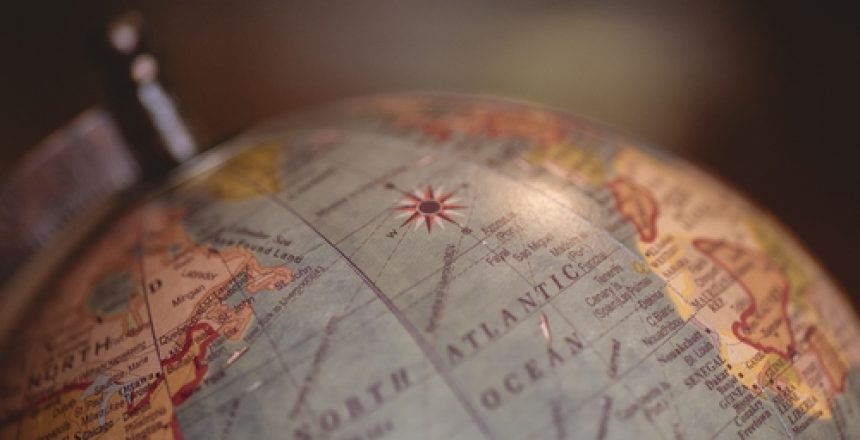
394 186 465 233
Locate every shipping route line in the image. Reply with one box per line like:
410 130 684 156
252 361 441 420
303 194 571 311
261 194 497 440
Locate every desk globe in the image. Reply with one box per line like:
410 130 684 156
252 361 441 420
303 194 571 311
1 95 859 440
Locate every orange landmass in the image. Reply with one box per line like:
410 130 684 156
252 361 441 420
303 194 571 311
377 98 570 144
172 247 292 342
694 238 796 360
608 177 659 243
10 306 246 440
164 324 219 406
124 323 219 439
0 201 294 439
11 376 176 440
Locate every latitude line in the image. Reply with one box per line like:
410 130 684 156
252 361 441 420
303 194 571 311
258 193 497 440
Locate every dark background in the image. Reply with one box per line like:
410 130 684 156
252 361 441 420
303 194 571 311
1 1 858 302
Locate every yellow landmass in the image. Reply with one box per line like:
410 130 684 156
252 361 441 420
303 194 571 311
203 141 283 200
525 142 608 187
746 214 812 306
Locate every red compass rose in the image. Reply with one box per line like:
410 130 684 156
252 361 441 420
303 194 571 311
394 186 465 233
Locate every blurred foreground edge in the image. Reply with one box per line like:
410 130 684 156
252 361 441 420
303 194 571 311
0 11 197 345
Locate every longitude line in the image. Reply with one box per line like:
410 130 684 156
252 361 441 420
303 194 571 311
136 220 177 402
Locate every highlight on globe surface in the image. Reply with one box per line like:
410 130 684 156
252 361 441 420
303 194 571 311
1 5 858 440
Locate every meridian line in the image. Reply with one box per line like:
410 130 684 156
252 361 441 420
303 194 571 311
135 222 176 405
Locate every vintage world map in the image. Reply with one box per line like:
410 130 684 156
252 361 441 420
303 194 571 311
1 95 859 439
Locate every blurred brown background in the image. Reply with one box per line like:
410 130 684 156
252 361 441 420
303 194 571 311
1 1 858 301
